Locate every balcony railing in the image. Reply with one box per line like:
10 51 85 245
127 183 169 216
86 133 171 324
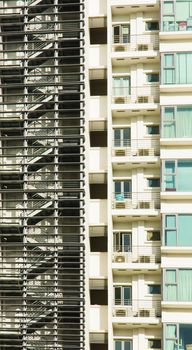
112 138 160 157
112 191 160 210
112 245 161 263
112 33 159 52
113 299 161 318
112 85 159 104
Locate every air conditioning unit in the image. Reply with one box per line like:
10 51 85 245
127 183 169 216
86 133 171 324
137 148 155 156
114 201 126 209
114 148 126 156
114 45 126 52
114 254 125 263
114 308 127 317
137 43 153 51
138 201 154 209
137 96 154 103
139 309 155 317
113 96 130 104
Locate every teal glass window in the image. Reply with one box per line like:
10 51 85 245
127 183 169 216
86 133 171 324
114 128 131 147
113 77 130 96
147 178 160 187
147 73 159 83
162 0 192 32
164 214 192 246
163 160 192 191
165 269 192 301
161 106 192 138
148 284 161 294
163 52 192 84
115 340 132 350
147 125 160 135
114 286 132 305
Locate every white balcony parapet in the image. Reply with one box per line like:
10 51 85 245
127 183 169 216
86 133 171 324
112 245 161 264
112 85 159 105
112 299 161 318
112 138 160 157
89 147 107 172
89 252 108 277
112 33 159 52
89 199 107 225
112 191 160 210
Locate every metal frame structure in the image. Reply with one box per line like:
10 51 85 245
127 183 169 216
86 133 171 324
0 0 85 349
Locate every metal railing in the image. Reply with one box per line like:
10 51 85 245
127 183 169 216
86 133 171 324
113 299 161 318
112 191 160 210
112 33 159 51
113 245 161 263
112 138 160 157
112 85 159 104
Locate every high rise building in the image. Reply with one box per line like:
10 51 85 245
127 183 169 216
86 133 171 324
1 0 192 350
88 0 192 350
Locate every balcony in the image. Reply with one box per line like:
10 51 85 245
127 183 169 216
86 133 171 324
90 305 108 332
112 138 160 158
112 191 160 210
89 199 107 225
89 96 107 121
112 299 161 321
112 85 159 106
112 245 161 264
112 33 159 53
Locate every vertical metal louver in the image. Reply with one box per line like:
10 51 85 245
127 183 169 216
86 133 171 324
0 0 85 349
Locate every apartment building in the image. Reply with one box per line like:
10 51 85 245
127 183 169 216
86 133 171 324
1 0 192 350
88 0 192 350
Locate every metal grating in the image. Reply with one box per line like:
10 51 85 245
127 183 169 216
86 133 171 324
0 0 85 349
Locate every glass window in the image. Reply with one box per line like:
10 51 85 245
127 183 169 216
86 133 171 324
113 232 132 252
114 286 132 305
113 25 130 43
147 125 160 135
164 214 192 246
147 231 161 241
114 128 131 147
114 180 132 200
113 77 130 96
148 339 161 349
147 73 159 83
163 52 192 84
147 178 160 187
145 21 159 30
114 340 132 350
148 284 161 294
165 269 192 301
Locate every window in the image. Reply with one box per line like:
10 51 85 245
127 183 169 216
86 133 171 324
113 76 131 96
147 231 161 241
161 105 192 138
113 232 132 252
114 180 132 200
148 339 161 349
163 159 192 191
146 73 159 83
114 340 132 350
162 52 192 84
165 323 192 350
145 21 159 30
113 25 130 43
147 125 160 135
164 214 192 246
162 0 192 32
114 128 131 147
148 284 161 294
165 269 192 301
147 178 160 187
114 286 132 305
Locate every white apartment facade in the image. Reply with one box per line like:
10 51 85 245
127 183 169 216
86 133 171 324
87 1 192 350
